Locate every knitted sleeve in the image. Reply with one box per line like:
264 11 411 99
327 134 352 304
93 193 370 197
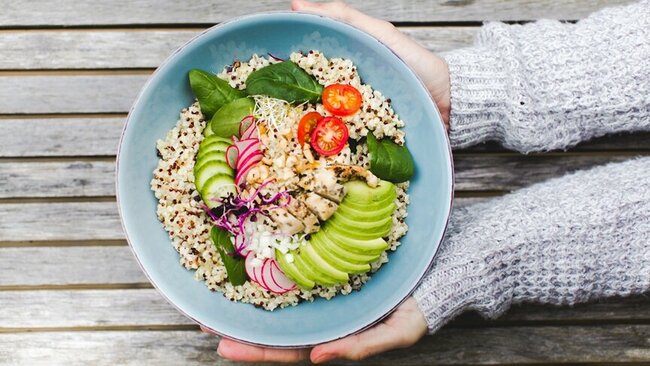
413 157 650 334
443 0 650 152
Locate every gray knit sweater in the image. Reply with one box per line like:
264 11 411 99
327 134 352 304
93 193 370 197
413 0 650 333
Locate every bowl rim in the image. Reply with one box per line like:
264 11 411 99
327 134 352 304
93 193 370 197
116 10 455 348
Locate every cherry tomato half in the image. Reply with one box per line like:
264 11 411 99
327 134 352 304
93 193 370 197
310 116 349 156
322 84 363 116
297 111 322 146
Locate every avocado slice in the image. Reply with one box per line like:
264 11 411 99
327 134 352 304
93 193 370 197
337 201 396 222
325 217 392 241
340 193 395 212
343 180 396 205
292 249 340 286
322 227 388 255
300 244 349 284
314 231 380 264
275 249 315 290
310 234 371 274
328 213 393 234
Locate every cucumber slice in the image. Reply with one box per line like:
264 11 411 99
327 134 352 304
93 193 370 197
201 135 232 146
194 161 234 191
195 151 228 172
197 141 230 159
200 173 236 208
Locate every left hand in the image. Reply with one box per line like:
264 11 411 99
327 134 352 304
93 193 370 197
208 297 427 363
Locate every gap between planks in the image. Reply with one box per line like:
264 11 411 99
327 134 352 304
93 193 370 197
0 69 153 76
0 325 199 333
0 239 127 248
0 283 153 291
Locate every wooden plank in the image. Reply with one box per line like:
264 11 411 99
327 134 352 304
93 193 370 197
1 326 650 365
0 154 638 198
453 153 636 191
3 289 649 328
0 246 146 286
0 160 115 198
0 117 123 157
0 28 476 70
0 0 634 26
1 117 647 157
0 202 123 241
0 75 148 114
0 289 188 328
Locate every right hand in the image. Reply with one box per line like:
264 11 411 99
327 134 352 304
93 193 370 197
291 0 451 128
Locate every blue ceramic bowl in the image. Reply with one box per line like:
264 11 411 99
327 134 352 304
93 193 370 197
117 12 453 347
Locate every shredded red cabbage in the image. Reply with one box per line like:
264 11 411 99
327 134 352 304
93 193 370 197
267 53 285 62
200 179 291 255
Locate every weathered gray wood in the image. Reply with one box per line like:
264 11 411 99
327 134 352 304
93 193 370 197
0 75 148 114
0 0 634 26
1 117 647 157
0 154 638 199
0 289 188 328
0 160 115 198
2 326 650 365
0 117 124 157
3 289 649 328
0 202 123 241
0 28 476 70
0 246 146 286
453 153 637 191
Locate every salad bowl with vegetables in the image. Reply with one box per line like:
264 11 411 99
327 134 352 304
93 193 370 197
117 12 452 347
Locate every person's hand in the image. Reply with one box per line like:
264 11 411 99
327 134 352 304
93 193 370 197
210 297 427 363
292 0 450 128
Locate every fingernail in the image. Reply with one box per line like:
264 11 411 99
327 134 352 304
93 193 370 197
314 353 336 364
216 344 224 357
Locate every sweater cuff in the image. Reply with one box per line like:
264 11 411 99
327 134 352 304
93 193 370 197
412 254 492 334
442 47 510 149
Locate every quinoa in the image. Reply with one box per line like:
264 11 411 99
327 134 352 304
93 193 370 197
151 51 410 310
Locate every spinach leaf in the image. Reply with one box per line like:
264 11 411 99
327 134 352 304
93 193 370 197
245 61 323 103
189 69 246 119
210 226 247 286
208 97 255 138
367 132 415 183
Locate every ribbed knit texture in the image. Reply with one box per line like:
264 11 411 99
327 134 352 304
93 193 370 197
414 1 650 334
443 0 650 153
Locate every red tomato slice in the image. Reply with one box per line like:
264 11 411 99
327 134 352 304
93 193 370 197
322 84 362 116
297 111 322 146
310 116 349 156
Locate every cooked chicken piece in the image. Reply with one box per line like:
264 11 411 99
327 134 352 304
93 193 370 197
297 168 347 203
327 164 379 188
298 192 339 221
268 209 305 235
286 197 320 234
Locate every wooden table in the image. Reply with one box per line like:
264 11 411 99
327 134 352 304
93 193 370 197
2 1 649 364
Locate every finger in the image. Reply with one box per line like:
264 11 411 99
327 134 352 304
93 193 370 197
199 325 217 335
310 323 408 363
217 338 310 363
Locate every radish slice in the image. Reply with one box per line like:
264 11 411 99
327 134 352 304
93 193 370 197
233 138 260 161
239 115 255 137
241 121 259 140
235 154 263 186
225 145 238 169
258 260 274 292
244 252 258 284
261 259 286 293
270 260 297 292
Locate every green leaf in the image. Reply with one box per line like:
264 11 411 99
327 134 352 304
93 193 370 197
210 226 247 286
245 61 323 103
367 133 415 183
189 69 246 119
208 97 255 138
